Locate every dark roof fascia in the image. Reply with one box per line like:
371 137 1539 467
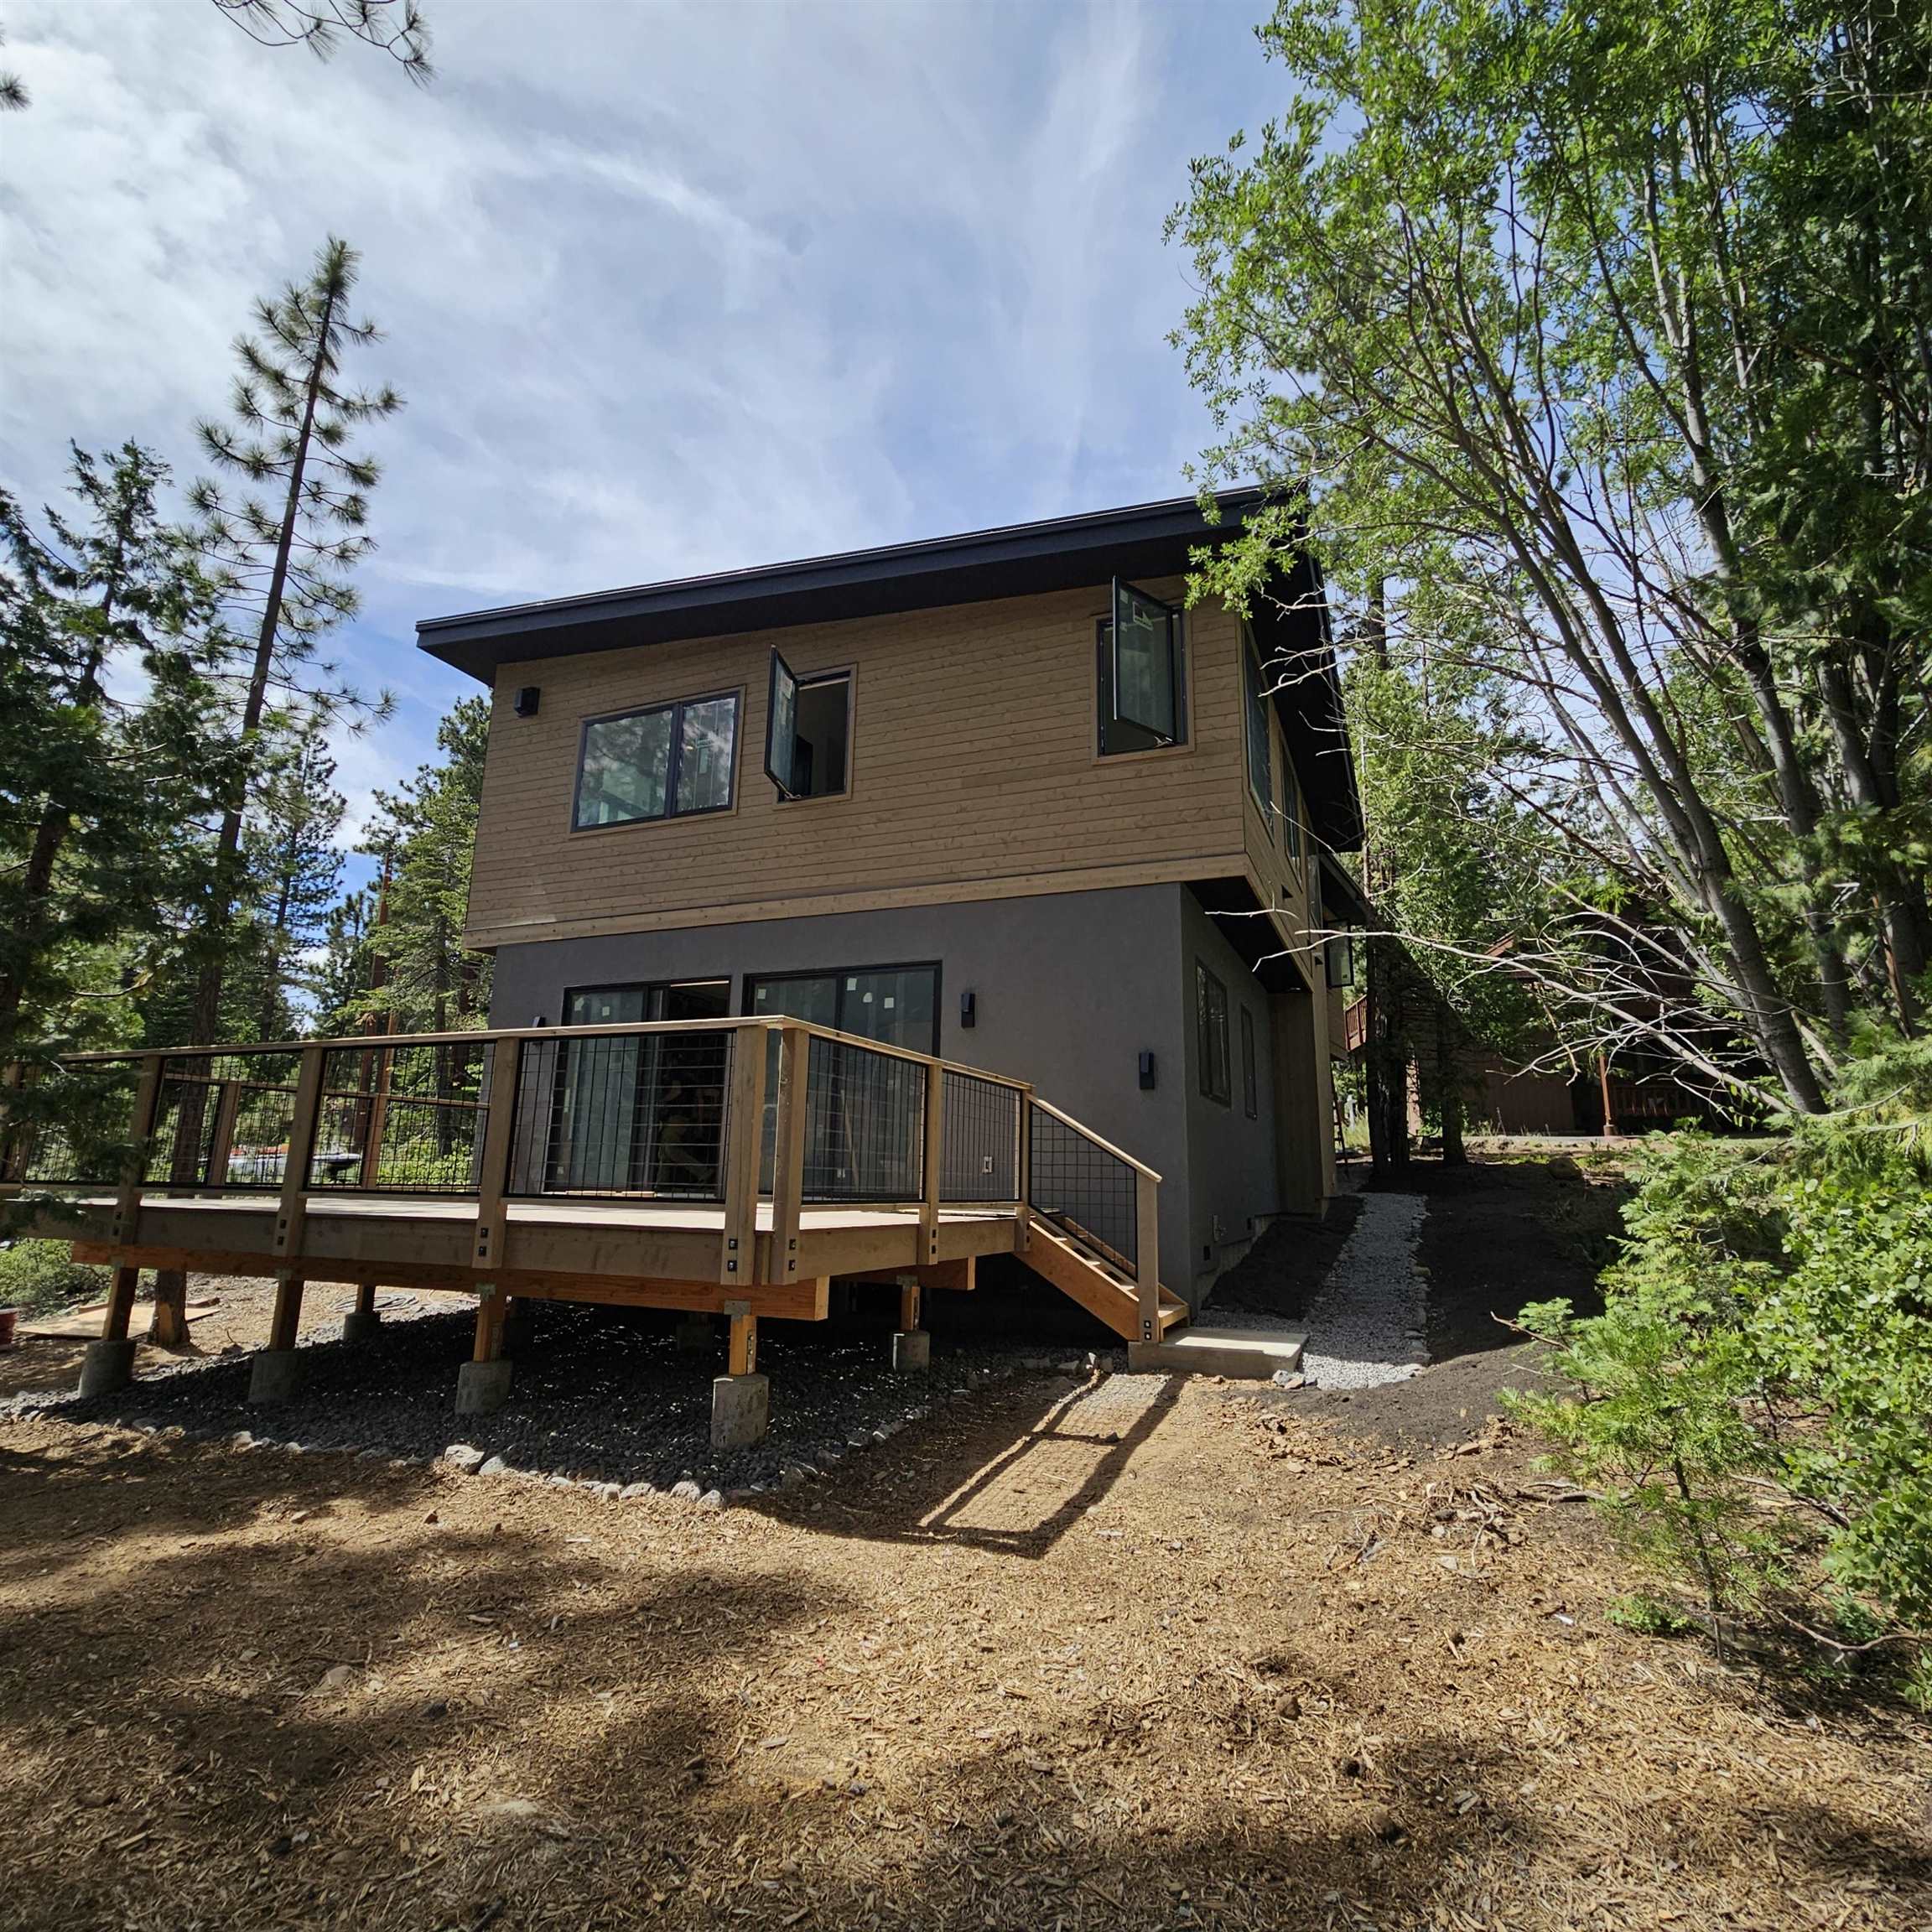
417 490 1265 682
1250 548 1364 856
1318 851 1373 927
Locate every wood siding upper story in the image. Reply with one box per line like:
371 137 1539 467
465 579 1264 950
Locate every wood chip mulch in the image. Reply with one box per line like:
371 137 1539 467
1 1363 1926 1931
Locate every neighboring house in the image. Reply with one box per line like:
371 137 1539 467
418 493 1363 1304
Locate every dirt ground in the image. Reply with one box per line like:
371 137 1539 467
1 1158 1927 1931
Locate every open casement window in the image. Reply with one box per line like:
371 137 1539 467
1098 579 1186 755
764 648 851 800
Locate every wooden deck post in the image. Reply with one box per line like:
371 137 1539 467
719 1025 767 1285
1013 1085 1034 1252
727 1306 757 1376
100 1265 140 1343
766 1025 808 1282
1135 1168 1161 1345
271 1043 328 1265
897 1278 922 1333
919 1058 944 1265
205 1078 242 1196
109 1054 164 1253
473 1287 506 1363
267 1270 306 1353
470 1038 522 1273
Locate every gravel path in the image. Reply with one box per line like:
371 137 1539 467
1299 1191 1429 1389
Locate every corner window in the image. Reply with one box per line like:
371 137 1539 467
1240 1007 1259 1119
1244 630 1275 829
1097 579 1187 756
1196 962 1231 1105
574 692 739 829
764 651 852 800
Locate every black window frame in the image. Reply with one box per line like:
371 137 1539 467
561 979 733 1026
765 648 854 803
1095 586 1188 758
742 959 943 1056
1243 628 1275 832
571 688 741 832
1196 962 1232 1106
1239 1005 1259 1119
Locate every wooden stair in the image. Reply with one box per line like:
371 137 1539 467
1020 1218 1189 1343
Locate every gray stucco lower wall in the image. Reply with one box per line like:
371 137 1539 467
487 886 1202 1292
1178 891 1283 1301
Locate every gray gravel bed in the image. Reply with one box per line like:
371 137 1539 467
1299 1192 1429 1390
22 1304 1109 1498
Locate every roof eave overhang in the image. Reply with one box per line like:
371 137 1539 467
415 491 1265 682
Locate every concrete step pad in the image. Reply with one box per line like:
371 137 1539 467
1125 1325 1306 1379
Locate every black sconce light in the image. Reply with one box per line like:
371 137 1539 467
512 685 541 718
959 989 977 1029
1138 1051 1157 1091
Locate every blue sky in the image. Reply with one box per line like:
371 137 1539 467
1 0 1281 882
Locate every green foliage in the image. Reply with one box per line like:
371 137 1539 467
351 697 493 1035
1170 0 1932 1113
0 1239 109 1317
1513 1048 1932 1640
1606 1592 1700 1638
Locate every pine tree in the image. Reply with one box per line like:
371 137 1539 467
363 697 492 1034
240 719 345 1040
148 237 399 1337
0 446 235 1185
179 233 398 1045
213 1 433 83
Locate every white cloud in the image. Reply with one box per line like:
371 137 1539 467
1 0 1280 848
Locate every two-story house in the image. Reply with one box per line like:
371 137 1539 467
418 491 1361 1306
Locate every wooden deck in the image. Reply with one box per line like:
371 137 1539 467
12 1015 1192 1441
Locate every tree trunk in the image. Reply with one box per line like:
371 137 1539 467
1435 1001 1466 1166
151 278 341 1346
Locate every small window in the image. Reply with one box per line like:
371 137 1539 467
1196 963 1231 1105
764 650 851 800
574 692 739 829
1244 631 1275 829
1097 579 1187 756
1240 1007 1259 1119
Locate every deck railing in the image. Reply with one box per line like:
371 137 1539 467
6 1016 1162 1327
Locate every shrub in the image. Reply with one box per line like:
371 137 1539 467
0 1239 111 1317
1510 1043 1932 1652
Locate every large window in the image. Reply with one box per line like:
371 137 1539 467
764 650 853 801
1244 631 1275 829
1097 579 1187 756
543 979 734 1197
573 691 739 829
1196 963 1231 1105
747 963 940 1054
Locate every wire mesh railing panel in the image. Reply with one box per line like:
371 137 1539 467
1027 1101 1138 1270
11 1057 144 1187
148 1052 303 1190
802 1036 925 1202
309 1038 491 1192
507 1029 731 1200
940 1069 1020 1201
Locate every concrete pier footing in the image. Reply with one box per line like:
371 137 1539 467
247 1348 302 1405
455 1358 513 1415
77 1337 137 1398
711 1372 769 1448
342 1309 382 1346
891 1329 932 1372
